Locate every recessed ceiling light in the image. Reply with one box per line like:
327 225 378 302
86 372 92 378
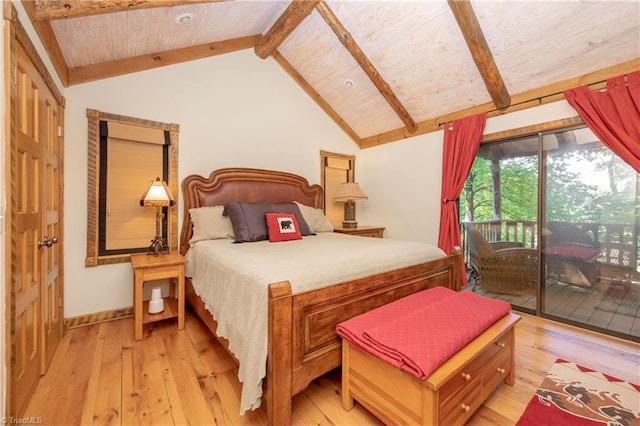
344 79 355 89
176 13 194 24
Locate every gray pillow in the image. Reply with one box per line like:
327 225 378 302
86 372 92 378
224 201 270 242
294 201 334 233
268 203 311 236
189 206 234 245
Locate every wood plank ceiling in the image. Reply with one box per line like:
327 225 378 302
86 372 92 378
24 0 640 148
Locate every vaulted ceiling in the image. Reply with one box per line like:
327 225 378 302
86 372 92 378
23 0 640 148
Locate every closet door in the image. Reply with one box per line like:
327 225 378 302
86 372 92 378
9 36 64 416
40 59 63 372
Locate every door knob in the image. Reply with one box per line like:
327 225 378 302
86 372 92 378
37 236 59 249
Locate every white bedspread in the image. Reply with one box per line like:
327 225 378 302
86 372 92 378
186 232 446 414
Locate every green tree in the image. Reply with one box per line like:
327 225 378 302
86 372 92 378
545 150 597 223
462 158 492 222
462 155 538 222
500 156 537 221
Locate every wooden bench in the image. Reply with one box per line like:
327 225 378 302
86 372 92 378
341 312 521 425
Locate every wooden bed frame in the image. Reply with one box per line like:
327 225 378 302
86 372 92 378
179 167 463 425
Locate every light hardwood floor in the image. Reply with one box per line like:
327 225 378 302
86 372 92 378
25 309 639 425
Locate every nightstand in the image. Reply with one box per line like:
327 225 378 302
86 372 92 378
130 252 187 341
334 226 385 238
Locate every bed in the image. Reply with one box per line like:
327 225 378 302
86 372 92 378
179 167 463 425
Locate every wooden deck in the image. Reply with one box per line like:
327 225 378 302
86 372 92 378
468 268 640 342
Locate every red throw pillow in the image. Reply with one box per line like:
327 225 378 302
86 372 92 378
265 213 302 242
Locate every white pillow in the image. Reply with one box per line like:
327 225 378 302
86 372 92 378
189 206 234 244
294 201 334 233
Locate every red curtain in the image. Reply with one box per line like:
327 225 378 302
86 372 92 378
437 113 487 285
564 70 640 173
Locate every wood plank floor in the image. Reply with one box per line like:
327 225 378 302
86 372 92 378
25 309 639 425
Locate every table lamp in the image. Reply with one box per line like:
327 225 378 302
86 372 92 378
333 182 368 228
140 177 175 255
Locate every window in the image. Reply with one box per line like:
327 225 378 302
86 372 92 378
85 109 179 266
320 150 355 227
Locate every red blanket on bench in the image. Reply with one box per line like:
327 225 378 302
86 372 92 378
336 287 511 380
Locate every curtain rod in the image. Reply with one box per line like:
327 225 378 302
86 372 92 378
437 77 612 129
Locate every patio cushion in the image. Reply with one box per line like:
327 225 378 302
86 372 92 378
544 244 599 261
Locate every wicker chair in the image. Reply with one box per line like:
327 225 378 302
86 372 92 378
467 227 538 295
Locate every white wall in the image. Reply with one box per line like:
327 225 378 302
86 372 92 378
357 101 578 244
63 50 357 317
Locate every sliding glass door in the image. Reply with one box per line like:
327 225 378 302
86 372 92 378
462 125 639 342
462 135 539 310
541 127 639 340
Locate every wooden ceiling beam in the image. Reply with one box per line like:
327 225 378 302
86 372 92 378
448 0 511 110
68 35 258 85
359 58 640 148
33 0 225 20
255 0 319 59
315 1 417 134
20 0 70 86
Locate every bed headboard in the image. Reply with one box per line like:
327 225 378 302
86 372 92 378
180 167 324 254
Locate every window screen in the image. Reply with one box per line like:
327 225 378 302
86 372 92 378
99 121 169 255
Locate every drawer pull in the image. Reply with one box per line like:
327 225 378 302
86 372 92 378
460 403 471 412
461 372 471 381
497 367 506 374
495 342 506 348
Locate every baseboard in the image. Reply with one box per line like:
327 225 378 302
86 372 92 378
64 306 133 330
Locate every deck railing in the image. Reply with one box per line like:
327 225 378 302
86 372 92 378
462 220 639 271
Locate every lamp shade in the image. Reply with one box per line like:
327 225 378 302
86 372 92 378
140 177 175 207
333 182 368 202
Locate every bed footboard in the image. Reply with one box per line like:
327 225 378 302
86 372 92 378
266 281 294 426
266 248 462 426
